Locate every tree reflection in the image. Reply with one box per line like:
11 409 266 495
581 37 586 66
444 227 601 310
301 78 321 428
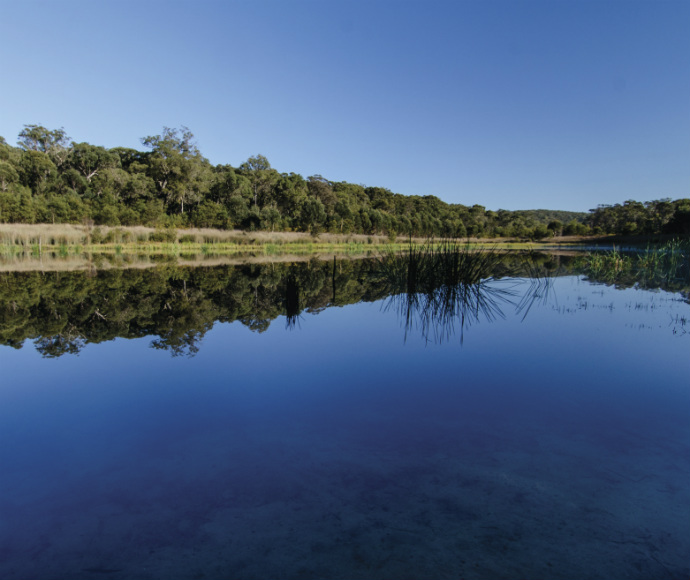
284 274 302 330
34 332 86 357
150 327 208 357
5 247 685 357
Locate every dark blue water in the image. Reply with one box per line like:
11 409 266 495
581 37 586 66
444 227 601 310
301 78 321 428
1 275 688 579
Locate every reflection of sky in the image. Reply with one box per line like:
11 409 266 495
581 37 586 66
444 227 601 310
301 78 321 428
0 276 688 579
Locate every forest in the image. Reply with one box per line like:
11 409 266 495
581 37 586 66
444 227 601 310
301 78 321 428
0 124 688 239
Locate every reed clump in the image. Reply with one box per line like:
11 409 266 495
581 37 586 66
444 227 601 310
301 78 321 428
378 241 526 343
580 247 632 279
578 238 689 289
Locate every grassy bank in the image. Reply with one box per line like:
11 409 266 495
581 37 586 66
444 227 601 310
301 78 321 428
0 223 604 256
0 224 407 257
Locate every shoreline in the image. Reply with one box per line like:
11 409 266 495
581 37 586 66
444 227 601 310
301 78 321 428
2 222 672 249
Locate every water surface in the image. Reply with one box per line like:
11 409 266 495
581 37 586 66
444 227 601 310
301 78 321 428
1 259 688 579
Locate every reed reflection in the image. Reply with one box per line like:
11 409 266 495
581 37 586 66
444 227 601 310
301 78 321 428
378 242 554 344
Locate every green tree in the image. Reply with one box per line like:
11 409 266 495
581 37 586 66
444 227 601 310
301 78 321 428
238 154 278 208
0 160 19 191
17 125 71 167
19 150 57 192
308 175 336 213
261 205 282 232
299 198 327 233
274 173 308 226
547 220 563 236
67 143 119 182
141 126 210 214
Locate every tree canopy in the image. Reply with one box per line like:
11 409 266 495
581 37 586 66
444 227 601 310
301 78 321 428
1 123 686 238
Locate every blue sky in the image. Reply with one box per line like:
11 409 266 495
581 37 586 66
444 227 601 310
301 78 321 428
1 0 688 212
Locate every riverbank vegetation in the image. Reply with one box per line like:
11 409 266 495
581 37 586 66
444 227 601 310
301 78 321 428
577 238 690 292
0 223 406 258
1 125 687 242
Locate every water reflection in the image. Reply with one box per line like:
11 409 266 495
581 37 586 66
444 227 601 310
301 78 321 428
0 247 687 357
1 254 689 580
378 243 556 343
0 260 388 357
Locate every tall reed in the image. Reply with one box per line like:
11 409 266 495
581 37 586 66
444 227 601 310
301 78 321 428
578 238 689 288
378 241 546 343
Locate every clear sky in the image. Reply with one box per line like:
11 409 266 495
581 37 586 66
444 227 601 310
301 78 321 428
1 0 688 212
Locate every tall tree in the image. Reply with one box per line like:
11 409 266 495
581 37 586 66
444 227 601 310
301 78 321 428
17 125 71 168
239 154 277 208
141 126 209 214
67 143 119 182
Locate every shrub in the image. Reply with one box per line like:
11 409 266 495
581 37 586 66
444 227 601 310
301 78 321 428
149 228 177 243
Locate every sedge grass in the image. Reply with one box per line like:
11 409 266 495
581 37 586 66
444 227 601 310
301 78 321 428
378 240 542 343
578 239 689 287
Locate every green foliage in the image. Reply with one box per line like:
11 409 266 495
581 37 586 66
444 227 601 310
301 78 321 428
586 199 690 236
149 227 177 243
2 123 686 239
577 239 689 290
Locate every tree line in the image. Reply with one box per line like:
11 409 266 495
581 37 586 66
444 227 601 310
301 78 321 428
586 199 690 236
0 124 686 238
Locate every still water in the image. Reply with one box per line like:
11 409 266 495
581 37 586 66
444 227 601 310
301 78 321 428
0 257 688 579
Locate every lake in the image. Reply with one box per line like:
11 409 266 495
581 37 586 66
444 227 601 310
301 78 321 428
0 252 688 579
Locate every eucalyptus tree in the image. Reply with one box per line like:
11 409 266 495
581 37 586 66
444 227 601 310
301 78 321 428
299 198 327 233
0 160 19 192
208 164 239 205
67 143 120 183
260 205 282 232
308 175 336 213
141 126 211 214
333 198 355 233
18 150 57 193
273 173 308 227
17 125 71 168
366 186 394 213
110 147 150 173
238 154 279 208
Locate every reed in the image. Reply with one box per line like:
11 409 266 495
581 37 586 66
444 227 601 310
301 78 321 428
378 241 540 343
578 238 689 287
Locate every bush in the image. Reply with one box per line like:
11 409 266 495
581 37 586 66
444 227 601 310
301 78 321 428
90 227 104 244
149 228 177 243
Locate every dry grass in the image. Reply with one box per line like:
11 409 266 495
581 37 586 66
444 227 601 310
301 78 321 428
0 223 89 246
0 224 401 246
1 223 591 247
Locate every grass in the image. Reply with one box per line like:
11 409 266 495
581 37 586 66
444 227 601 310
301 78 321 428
377 240 548 343
0 223 415 257
577 238 690 286
0 223 594 255
579 246 633 279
